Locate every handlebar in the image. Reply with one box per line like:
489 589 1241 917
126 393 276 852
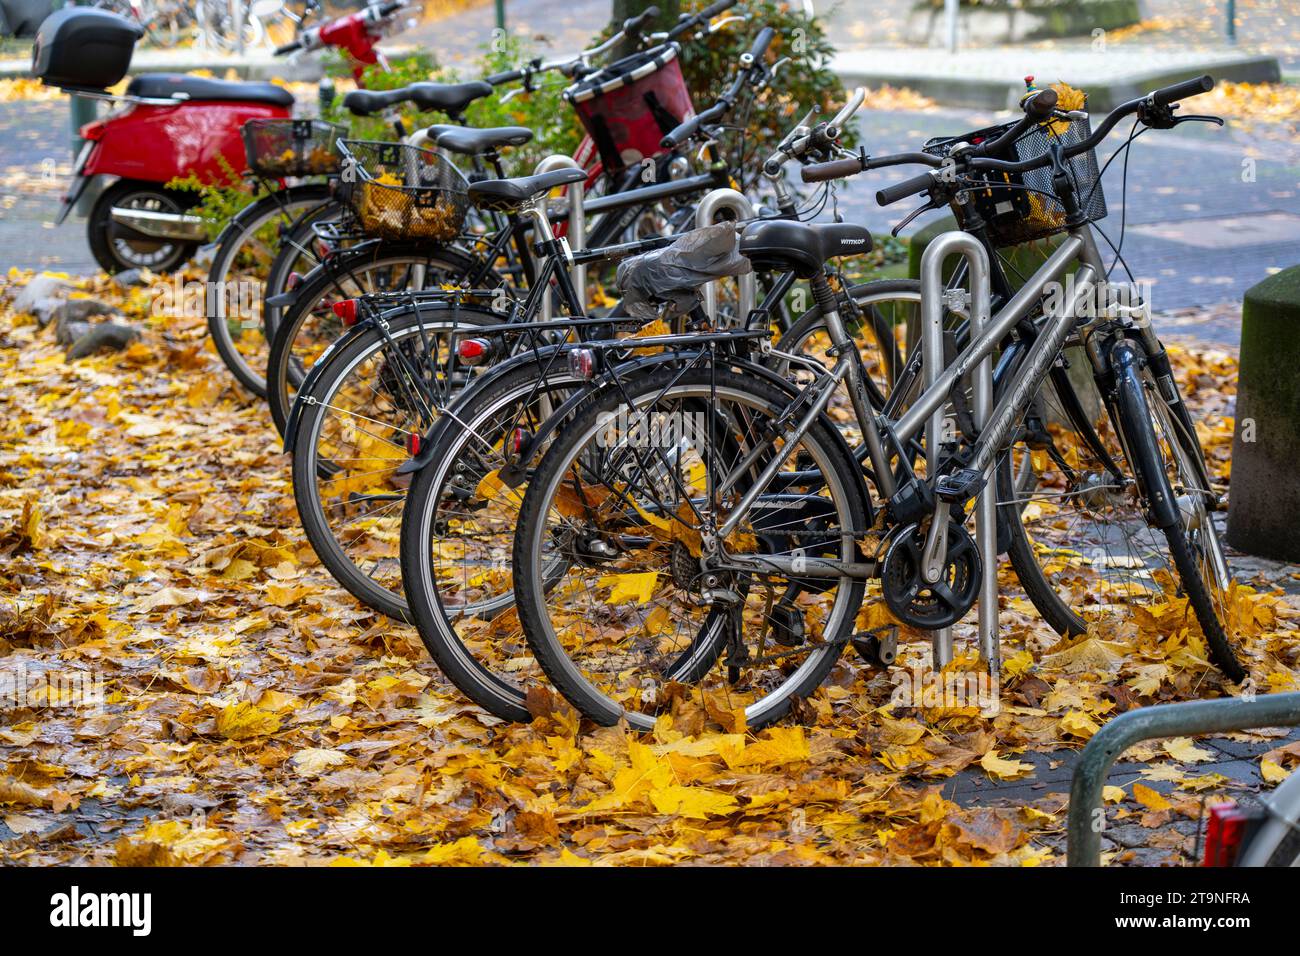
660 22 772 149
743 26 775 65
965 74 1214 178
274 40 301 55
622 4 660 37
874 170 940 206
666 0 738 40
800 75 1217 205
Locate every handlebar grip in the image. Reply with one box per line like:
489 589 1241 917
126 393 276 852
486 69 524 85
1151 74 1213 106
876 170 936 206
699 0 738 20
623 5 659 35
274 40 301 55
801 155 866 184
745 26 775 63
661 115 702 149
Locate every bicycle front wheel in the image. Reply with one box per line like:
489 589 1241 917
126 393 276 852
513 365 870 731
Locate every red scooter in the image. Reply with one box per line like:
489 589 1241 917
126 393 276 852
31 0 409 274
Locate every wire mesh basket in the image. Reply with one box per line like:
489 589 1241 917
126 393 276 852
243 119 345 178
336 140 469 242
924 98 1106 248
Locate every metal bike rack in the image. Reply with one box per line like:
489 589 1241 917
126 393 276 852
693 188 756 325
532 155 587 321
1068 692 1300 866
917 231 995 672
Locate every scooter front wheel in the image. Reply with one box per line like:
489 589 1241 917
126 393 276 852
87 179 199 276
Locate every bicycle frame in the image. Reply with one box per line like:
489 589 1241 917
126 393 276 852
711 221 1113 573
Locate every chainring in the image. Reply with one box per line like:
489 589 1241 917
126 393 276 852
879 520 982 629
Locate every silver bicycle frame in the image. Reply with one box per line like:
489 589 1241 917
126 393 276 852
713 223 1112 597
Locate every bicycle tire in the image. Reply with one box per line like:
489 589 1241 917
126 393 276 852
513 366 869 731
205 185 333 396
290 302 501 619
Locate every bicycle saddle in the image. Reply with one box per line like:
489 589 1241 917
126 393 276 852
126 73 294 106
429 125 533 156
342 81 493 118
467 167 588 212
739 220 873 279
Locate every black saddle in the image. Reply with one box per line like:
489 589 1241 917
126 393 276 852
467 167 587 212
342 81 492 118
126 73 293 106
738 220 873 278
430 125 533 156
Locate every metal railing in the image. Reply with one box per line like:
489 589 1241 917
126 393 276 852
1067 692 1300 866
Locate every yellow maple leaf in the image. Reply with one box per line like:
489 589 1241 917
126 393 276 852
215 702 282 741
980 750 1033 781
1132 783 1172 811
1261 758 1289 784
1162 737 1215 764
598 571 660 605
1059 710 1100 739
647 784 738 819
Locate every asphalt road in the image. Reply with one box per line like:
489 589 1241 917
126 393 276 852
7 95 1296 343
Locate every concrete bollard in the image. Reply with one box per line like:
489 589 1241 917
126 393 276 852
1227 265 1300 562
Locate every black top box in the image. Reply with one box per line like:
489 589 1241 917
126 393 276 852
31 8 143 92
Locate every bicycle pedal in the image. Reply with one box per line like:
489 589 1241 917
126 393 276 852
935 468 985 503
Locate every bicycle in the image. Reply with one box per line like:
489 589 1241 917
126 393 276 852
505 75 1246 732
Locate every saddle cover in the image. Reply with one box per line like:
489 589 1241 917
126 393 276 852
616 222 753 321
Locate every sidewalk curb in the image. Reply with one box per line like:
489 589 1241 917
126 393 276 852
833 50 1283 111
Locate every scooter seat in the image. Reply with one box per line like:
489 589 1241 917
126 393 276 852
343 81 493 119
429 125 533 156
467 167 588 212
126 73 294 107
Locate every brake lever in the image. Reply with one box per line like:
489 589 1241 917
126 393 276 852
891 197 942 237
1173 114 1225 127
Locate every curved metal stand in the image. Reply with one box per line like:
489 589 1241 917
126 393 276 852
1067 692 1300 866
916 231 994 671
533 154 586 320
693 187 755 325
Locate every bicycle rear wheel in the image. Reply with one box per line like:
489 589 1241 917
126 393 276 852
267 244 478 437
399 355 587 721
205 185 332 396
289 303 499 619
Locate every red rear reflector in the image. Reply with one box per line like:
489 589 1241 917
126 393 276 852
407 433 421 455
1202 802 1250 867
456 338 490 365
286 271 303 291
568 348 595 380
331 299 358 326
510 427 531 455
